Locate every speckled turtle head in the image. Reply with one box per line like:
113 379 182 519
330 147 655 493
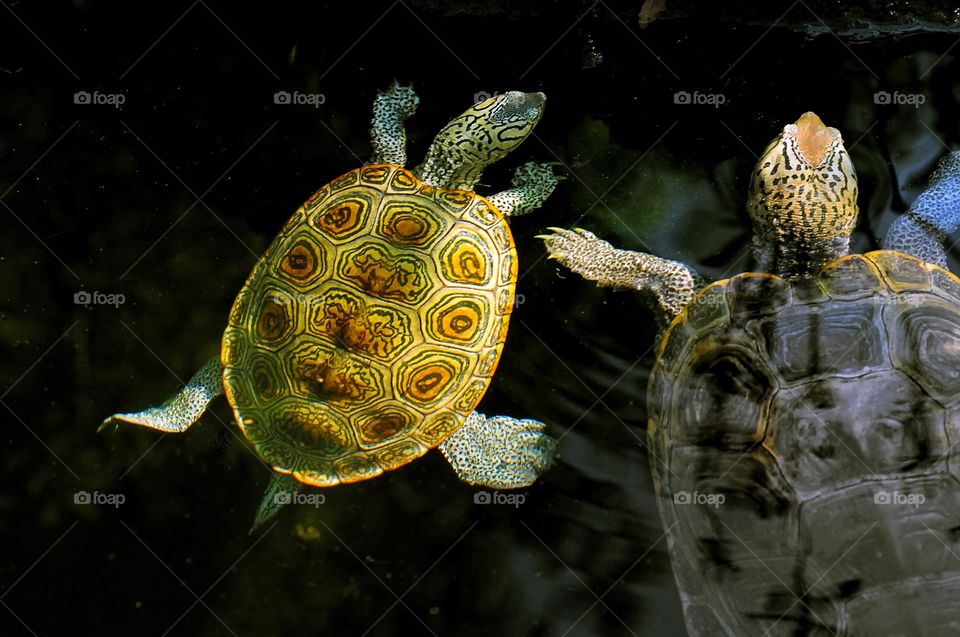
416 91 546 191
748 111 859 278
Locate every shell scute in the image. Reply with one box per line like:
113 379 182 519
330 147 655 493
649 250 960 634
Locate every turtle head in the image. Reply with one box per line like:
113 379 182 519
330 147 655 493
747 112 859 279
415 91 546 190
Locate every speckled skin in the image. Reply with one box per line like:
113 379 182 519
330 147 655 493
102 358 223 433
369 82 419 167
747 112 859 278
884 151 960 268
541 227 703 318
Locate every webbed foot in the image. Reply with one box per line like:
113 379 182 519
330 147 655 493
883 151 960 268
439 411 557 489
100 357 223 433
368 81 419 167
488 161 563 217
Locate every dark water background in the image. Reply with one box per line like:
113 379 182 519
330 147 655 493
3 1 960 635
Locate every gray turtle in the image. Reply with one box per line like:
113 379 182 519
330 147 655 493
544 112 960 636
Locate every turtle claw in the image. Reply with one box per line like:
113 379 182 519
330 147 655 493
540 227 601 262
535 227 569 241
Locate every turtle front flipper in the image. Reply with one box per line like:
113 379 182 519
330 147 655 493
540 227 702 319
100 357 223 433
250 473 302 533
883 151 960 268
438 412 557 489
488 162 563 217
368 81 419 167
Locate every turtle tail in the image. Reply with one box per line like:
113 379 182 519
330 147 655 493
249 473 303 534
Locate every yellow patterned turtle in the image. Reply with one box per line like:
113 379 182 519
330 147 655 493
544 114 960 635
104 83 560 529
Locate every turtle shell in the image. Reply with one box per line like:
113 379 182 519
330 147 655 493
649 250 960 636
221 165 518 487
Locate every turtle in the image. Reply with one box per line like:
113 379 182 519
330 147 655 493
542 112 960 635
104 83 561 530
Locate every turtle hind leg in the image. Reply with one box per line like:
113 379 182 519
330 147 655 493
540 227 703 320
487 162 563 217
250 473 302 534
883 214 948 268
368 81 419 167
438 412 557 489
883 151 960 268
99 357 223 433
